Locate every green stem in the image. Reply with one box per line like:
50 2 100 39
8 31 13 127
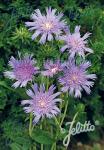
50 118 59 150
40 123 44 150
41 142 44 149
54 143 56 150
46 77 49 90
51 117 62 150
54 117 62 132
33 144 37 150
29 113 33 137
51 126 53 137
51 92 69 150
51 143 56 150
41 75 44 84
60 100 68 127
59 93 63 122
29 113 36 150
60 92 69 127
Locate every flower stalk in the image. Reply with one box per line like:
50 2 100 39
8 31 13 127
29 113 33 137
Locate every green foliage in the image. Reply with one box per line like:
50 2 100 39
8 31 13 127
79 7 102 30
0 87 7 109
31 128 55 145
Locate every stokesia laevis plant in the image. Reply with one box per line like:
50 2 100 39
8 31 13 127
4 54 39 88
60 26 93 58
25 7 67 44
41 59 64 77
21 84 62 124
4 7 97 150
59 59 96 98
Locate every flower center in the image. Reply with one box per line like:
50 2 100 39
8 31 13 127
69 75 78 84
42 22 53 30
72 75 78 81
51 67 58 73
38 100 46 108
71 39 80 48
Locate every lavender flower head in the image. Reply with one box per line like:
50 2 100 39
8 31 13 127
25 7 66 44
59 59 96 98
4 54 39 88
21 84 62 124
41 60 64 77
60 26 93 58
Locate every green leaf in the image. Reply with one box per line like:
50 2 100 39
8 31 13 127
0 81 14 91
10 143 22 150
31 128 55 145
13 137 31 147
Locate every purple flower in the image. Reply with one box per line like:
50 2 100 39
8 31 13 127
21 84 62 124
41 60 64 77
25 7 66 44
4 54 39 88
59 59 96 98
60 26 93 58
